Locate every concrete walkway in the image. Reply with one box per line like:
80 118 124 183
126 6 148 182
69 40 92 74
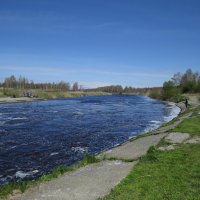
100 133 167 160
13 161 136 200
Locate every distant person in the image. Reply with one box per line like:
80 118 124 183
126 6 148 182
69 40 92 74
185 98 188 108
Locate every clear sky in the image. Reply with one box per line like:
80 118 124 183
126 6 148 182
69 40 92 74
0 0 200 88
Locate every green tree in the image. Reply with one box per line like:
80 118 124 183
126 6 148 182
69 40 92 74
162 81 177 100
181 69 198 93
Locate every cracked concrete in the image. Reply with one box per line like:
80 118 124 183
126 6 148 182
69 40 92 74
13 161 137 200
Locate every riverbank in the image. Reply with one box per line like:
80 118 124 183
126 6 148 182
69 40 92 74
0 91 111 104
0 97 44 104
100 95 200 200
1 95 197 200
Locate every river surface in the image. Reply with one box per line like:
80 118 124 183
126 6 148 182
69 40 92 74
0 95 180 185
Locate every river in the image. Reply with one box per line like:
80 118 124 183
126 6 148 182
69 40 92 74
0 95 180 185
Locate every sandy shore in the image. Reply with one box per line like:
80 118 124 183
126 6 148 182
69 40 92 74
0 97 44 104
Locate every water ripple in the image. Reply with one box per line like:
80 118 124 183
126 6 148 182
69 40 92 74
0 95 179 185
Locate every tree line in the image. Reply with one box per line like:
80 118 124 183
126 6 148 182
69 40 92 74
0 75 81 91
0 75 162 95
1 69 199 100
162 68 200 100
87 85 162 95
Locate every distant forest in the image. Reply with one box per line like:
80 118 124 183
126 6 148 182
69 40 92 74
0 75 161 94
0 75 80 91
0 68 199 101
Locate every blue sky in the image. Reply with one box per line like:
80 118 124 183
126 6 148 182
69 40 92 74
0 0 200 88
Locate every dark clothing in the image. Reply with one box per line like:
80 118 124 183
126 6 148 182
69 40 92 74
185 99 188 108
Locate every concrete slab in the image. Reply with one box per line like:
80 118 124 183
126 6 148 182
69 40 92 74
15 160 137 200
185 137 200 144
165 132 190 144
101 133 167 160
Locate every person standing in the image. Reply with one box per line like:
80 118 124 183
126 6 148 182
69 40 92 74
185 98 188 108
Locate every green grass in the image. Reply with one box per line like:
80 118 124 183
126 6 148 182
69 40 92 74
101 144 200 200
156 138 172 148
0 154 99 199
171 106 200 136
172 117 200 136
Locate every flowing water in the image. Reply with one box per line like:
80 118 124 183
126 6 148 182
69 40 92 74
0 95 180 185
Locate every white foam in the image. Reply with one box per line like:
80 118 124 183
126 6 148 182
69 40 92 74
71 146 88 153
144 120 162 133
145 103 180 133
9 146 17 150
47 110 58 113
7 117 27 120
144 124 160 133
164 103 181 122
129 135 136 139
114 143 120 147
32 170 39 174
15 170 39 179
15 171 29 179
114 161 122 165
50 152 59 156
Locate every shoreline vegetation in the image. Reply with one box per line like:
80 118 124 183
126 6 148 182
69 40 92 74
0 90 112 104
1 69 200 104
100 98 200 200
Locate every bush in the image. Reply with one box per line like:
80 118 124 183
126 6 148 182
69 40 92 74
162 81 179 100
171 95 186 103
149 91 161 99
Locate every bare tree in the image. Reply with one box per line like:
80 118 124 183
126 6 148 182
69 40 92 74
72 82 79 91
171 72 182 86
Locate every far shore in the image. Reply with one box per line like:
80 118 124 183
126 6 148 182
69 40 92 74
0 97 44 104
0 91 112 104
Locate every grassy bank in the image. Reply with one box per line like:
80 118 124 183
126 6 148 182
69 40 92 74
101 144 200 200
101 105 200 200
0 89 111 99
171 106 200 136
